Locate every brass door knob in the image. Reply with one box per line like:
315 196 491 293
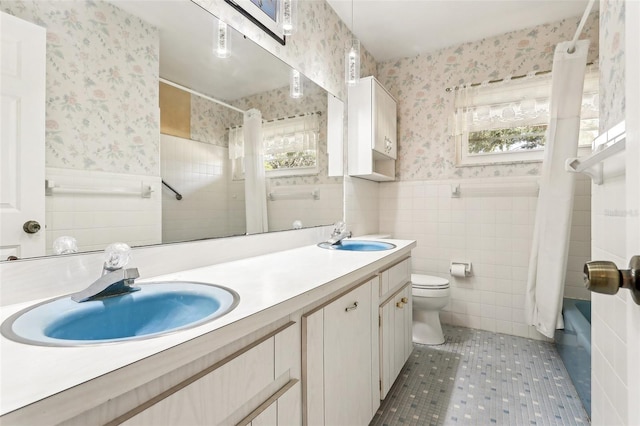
583 261 620 294
584 256 640 305
23 220 41 234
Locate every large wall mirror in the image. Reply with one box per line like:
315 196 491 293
0 0 344 260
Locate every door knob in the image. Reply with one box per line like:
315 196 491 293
23 220 41 234
583 255 640 305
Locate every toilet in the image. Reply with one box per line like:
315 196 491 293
411 273 450 345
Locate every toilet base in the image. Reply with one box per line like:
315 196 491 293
412 309 445 345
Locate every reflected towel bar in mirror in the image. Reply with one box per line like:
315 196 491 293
45 180 153 198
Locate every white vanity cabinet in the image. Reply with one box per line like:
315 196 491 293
348 76 398 181
120 323 301 426
378 258 413 399
302 278 379 426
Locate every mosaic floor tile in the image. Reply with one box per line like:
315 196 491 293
370 325 590 426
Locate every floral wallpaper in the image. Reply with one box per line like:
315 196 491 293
192 0 377 101
190 94 243 147
599 0 625 131
0 0 160 176
377 13 599 181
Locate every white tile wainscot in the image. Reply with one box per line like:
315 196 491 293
0 238 415 425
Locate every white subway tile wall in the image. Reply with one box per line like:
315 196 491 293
344 176 379 237
590 153 629 425
379 175 591 341
267 184 343 232
161 134 245 243
45 168 162 255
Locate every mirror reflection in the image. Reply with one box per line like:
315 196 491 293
0 0 343 260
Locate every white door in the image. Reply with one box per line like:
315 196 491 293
625 2 640 423
0 11 46 260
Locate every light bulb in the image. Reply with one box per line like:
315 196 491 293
282 0 295 36
290 69 303 98
345 39 360 86
215 21 230 59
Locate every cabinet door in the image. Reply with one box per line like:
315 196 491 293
393 291 407 377
379 283 412 400
403 286 414 360
323 281 373 426
373 82 397 160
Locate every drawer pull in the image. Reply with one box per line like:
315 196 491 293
401 297 409 304
345 302 359 312
396 302 404 309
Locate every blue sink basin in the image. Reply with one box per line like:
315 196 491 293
1 282 239 346
317 240 396 251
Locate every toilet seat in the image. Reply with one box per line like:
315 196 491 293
411 274 449 289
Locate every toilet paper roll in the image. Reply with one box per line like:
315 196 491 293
450 264 467 277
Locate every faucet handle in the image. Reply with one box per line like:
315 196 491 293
333 221 346 235
103 242 131 271
53 236 78 255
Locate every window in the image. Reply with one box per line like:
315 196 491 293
452 70 599 166
228 112 320 179
263 113 319 176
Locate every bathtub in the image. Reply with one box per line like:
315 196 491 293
555 298 591 417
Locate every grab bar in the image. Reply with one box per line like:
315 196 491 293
45 180 152 198
162 180 183 200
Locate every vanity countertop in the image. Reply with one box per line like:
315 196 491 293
0 239 415 419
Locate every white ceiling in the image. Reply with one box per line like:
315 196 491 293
326 0 595 62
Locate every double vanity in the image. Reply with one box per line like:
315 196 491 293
0 236 416 425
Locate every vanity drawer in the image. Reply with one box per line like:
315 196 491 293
379 257 410 299
120 323 299 426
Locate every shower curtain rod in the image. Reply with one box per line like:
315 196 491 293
159 78 246 114
226 111 323 130
444 62 595 92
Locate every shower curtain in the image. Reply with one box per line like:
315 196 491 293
525 40 590 338
243 109 268 234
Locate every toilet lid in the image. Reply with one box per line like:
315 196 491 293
411 273 449 289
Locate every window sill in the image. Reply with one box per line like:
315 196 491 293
266 166 319 178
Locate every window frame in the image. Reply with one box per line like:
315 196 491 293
453 70 598 167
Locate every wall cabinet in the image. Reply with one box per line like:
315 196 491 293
303 278 379 426
348 76 398 181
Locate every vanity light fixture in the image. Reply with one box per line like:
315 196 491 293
215 20 230 59
345 0 360 86
281 0 296 36
290 69 303 98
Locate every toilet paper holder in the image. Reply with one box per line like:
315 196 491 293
450 262 472 277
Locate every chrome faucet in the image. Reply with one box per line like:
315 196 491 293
326 221 352 245
71 243 140 302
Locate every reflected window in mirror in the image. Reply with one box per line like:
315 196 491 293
229 113 320 179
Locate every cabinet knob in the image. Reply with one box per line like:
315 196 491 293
401 297 409 304
345 302 359 312
396 302 404 309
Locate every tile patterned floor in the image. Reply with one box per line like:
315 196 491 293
370 325 590 426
